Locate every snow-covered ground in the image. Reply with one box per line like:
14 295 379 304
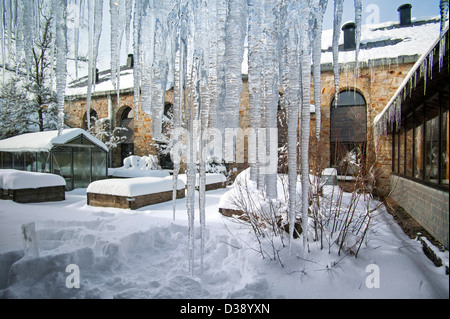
0 186 448 299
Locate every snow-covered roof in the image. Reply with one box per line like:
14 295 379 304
65 67 135 97
321 16 441 67
0 128 108 153
373 25 449 135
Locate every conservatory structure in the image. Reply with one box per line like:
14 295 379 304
0 128 108 191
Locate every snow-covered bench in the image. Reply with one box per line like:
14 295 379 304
86 177 185 210
0 169 66 203
176 173 227 191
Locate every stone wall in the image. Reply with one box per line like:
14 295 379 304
390 175 449 249
65 89 174 168
65 62 415 185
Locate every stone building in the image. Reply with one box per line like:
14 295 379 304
64 6 442 189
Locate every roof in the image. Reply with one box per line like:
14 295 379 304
374 25 449 136
321 16 441 68
0 128 109 152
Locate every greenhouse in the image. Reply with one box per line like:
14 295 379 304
0 128 108 191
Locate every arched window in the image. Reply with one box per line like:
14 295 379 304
330 90 367 174
82 110 98 130
118 106 134 165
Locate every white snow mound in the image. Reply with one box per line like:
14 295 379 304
0 169 66 190
86 177 185 197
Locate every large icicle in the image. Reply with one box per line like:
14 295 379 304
299 1 312 250
284 0 301 250
332 0 344 106
354 0 362 76
197 0 211 274
223 0 247 163
55 0 67 136
262 0 279 200
311 0 328 139
440 0 449 36
247 0 263 183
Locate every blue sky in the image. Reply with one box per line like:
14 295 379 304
322 0 441 30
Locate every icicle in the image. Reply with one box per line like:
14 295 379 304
311 0 328 140
300 1 312 250
440 0 449 36
197 0 211 274
85 0 94 131
332 0 344 106
55 0 67 136
132 0 142 112
1 0 5 84
247 0 263 183
223 0 247 161
73 0 80 80
284 0 301 251
262 0 279 200
354 0 362 77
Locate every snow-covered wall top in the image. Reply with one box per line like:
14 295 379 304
86 176 185 197
0 128 108 153
321 16 441 66
0 169 66 190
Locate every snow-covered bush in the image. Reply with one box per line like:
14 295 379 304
220 167 382 266
204 156 227 175
123 155 161 171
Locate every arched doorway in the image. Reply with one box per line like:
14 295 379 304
82 109 98 130
330 89 367 175
118 106 134 165
158 103 173 169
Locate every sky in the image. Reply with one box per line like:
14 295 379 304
322 0 441 30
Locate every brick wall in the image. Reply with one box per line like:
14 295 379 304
390 175 449 249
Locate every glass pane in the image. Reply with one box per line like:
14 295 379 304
52 149 72 188
425 116 439 182
2 152 12 169
67 137 82 144
399 128 405 174
37 152 50 172
405 117 413 177
414 122 424 179
91 149 106 182
442 110 449 186
73 147 91 189
82 136 95 146
25 153 37 171
13 153 25 170
334 91 366 107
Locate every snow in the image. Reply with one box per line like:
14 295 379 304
0 128 108 153
86 176 185 197
177 173 226 187
0 186 448 299
108 168 170 179
0 169 66 190
321 16 442 66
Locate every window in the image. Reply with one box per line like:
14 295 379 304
392 90 448 189
330 90 367 175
